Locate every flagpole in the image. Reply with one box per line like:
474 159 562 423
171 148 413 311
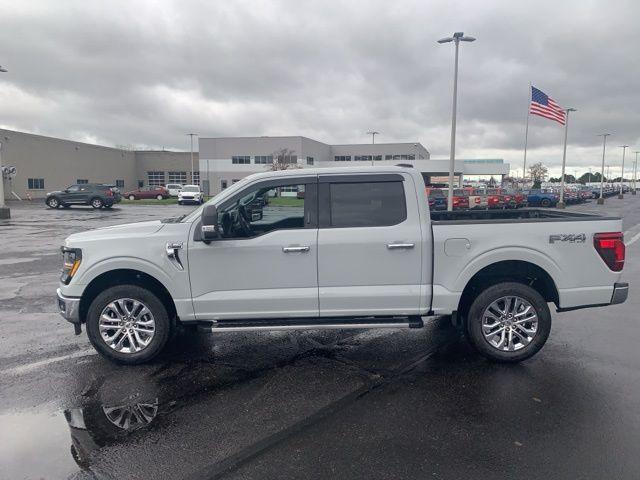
523 83 531 183
557 107 576 209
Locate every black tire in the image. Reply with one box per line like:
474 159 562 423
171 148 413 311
47 197 61 209
104 204 113 209
156 194 163 200
540 198 551 208
465 282 551 363
128 194 136 201
86 285 172 364
90 197 104 209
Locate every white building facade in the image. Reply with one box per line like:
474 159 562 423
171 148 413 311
198 136 510 195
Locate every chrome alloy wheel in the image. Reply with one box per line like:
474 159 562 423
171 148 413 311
102 399 159 430
481 296 538 351
99 298 156 354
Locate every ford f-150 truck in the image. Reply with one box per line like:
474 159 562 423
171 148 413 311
56 167 628 364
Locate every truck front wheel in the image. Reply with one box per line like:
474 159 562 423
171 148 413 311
465 282 551 363
86 285 171 364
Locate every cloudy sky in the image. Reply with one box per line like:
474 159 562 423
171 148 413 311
0 0 638 176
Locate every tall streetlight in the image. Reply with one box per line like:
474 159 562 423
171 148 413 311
597 133 611 205
557 107 576 209
618 145 628 199
0 66 9 219
366 131 379 166
633 151 638 194
438 32 476 211
187 133 197 184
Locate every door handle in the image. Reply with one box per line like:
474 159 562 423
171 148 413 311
386 243 415 250
283 245 310 253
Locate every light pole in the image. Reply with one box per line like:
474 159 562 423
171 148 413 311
633 151 639 195
618 145 628 199
557 107 576 209
438 32 475 211
0 65 9 219
187 133 197 184
597 133 610 205
366 131 379 166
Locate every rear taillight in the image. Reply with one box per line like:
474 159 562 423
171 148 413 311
594 232 625 271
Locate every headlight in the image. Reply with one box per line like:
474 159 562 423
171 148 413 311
60 247 82 284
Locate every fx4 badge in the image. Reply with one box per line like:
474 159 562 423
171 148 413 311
549 233 586 244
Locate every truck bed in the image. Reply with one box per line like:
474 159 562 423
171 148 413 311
430 208 619 224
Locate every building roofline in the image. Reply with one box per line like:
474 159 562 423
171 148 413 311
0 128 192 154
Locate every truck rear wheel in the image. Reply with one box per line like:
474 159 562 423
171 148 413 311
86 285 171 364
465 282 551 363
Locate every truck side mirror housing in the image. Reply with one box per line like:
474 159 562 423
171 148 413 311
201 204 219 241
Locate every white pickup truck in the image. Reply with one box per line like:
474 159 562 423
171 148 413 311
56 167 628 364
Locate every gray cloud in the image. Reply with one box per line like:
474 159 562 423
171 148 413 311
0 0 638 175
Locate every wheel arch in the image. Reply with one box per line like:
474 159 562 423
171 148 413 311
79 269 177 325
457 260 559 321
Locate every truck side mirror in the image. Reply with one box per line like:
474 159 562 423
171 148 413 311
201 204 219 241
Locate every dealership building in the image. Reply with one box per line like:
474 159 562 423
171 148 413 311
0 128 510 199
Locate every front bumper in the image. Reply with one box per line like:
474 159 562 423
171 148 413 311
57 288 81 327
611 282 629 305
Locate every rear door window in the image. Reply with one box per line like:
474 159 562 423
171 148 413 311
326 181 407 228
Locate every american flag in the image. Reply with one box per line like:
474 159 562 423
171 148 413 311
530 86 566 125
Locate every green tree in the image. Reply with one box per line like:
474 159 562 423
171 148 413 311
528 162 548 188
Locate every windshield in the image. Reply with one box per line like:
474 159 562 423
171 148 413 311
181 176 254 223
183 186 199 192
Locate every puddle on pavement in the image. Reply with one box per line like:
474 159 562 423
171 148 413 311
0 409 79 479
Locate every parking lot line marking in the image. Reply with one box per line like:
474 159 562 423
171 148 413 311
625 231 640 247
1 349 97 376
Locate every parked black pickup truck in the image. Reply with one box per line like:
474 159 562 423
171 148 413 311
46 184 121 209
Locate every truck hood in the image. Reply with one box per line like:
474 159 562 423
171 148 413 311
65 220 165 244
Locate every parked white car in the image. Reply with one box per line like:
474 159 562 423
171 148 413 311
56 167 627 364
166 184 183 197
178 185 203 205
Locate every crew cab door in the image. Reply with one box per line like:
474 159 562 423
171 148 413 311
187 176 319 319
317 173 426 317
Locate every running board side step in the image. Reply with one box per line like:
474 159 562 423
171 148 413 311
197 316 424 333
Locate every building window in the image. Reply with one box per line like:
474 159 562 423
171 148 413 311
307 156 314 166
191 171 200 185
354 155 372 161
221 180 228 190
168 171 187 184
76 179 89 184
277 154 297 164
147 171 165 186
27 178 45 190
334 156 351 162
385 155 392 160
115 179 125 188
232 156 251 164
254 155 273 164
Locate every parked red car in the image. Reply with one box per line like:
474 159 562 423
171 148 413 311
474 188 505 209
124 186 170 200
442 188 470 210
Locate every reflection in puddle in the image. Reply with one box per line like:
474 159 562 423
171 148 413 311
0 410 79 479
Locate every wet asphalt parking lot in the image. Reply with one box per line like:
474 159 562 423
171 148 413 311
1 197 639 480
